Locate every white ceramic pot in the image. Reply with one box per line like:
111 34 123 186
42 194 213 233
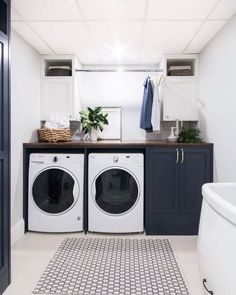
90 128 99 141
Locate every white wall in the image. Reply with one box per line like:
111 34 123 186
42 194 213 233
11 31 41 244
199 15 236 181
78 71 149 139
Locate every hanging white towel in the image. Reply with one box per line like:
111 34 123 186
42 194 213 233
150 77 161 132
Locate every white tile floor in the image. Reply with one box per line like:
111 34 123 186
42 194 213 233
3 233 204 295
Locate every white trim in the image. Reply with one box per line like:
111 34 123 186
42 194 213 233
11 218 25 246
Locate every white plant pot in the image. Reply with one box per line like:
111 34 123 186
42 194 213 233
90 128 99 141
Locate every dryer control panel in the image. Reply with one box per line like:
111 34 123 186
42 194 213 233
89 153 143 168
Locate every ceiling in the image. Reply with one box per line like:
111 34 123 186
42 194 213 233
11 0 236 65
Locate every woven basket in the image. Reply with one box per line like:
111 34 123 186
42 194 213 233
38 128 72 142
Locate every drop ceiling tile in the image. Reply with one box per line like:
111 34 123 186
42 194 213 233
138 51 163 65
185 20 226 52
146 0 218 20
11 8 22 20
29 21 100 64
76 0 146 20
87 21 143 44
74 50 101 65
209 0 236 19
141 21 201 62
12 21 54 54
12 0 82 20
87 21 143 63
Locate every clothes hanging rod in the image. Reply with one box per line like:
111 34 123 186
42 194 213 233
75 68 163 73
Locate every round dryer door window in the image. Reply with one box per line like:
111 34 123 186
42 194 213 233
94 168 139 214
32 168 76 214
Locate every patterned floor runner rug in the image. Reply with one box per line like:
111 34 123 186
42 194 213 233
33 238 189 295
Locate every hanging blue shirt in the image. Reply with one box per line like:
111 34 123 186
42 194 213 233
140 77 153 132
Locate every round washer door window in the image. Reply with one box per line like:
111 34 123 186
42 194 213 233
94 168 139 214
32 168 76 214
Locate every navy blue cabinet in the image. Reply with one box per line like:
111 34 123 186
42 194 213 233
0 0 10 293
147 148 180 214
146 146 213 235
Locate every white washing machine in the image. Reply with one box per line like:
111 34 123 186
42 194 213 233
88 153 144 233
28 153 84 232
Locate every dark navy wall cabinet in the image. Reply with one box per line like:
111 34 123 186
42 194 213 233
146 146 213 235
0 0 11 293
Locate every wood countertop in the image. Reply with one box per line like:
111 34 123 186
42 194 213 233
24 140 213 148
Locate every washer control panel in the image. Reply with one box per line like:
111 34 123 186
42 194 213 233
30 153 84 165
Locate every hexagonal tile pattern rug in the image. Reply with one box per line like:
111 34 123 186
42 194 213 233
33 238 189 295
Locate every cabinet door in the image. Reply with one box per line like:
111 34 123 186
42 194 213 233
147 148 179 213
41 78 74 120
0 35 10 294
162 78 199 121
179 148 211 213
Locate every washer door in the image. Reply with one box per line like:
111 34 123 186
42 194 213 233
32 168 78 214
94 168 139 215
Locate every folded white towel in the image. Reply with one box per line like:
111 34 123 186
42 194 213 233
48 66 71 70
44 122 58 129
169 65 191 71
45 114 70 129
57 119 70 129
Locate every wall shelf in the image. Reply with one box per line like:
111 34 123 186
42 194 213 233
44 59 72 77
160 54 199 121
41 55 82 120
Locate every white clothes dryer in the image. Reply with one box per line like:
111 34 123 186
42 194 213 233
88 153 144 233
28 153 84 232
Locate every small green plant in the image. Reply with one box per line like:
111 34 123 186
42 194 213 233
79 107 108 133
178 127 203 143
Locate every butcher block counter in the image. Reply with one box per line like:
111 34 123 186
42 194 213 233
23 139 212 148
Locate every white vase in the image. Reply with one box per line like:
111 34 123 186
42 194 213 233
90 128 99 141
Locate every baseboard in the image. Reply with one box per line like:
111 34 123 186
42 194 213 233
11 218 25 246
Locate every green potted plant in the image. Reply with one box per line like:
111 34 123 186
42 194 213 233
79 107 108 141
178 126 203 143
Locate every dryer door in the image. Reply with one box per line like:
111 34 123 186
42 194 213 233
94 168 139 215
32 168 77 214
